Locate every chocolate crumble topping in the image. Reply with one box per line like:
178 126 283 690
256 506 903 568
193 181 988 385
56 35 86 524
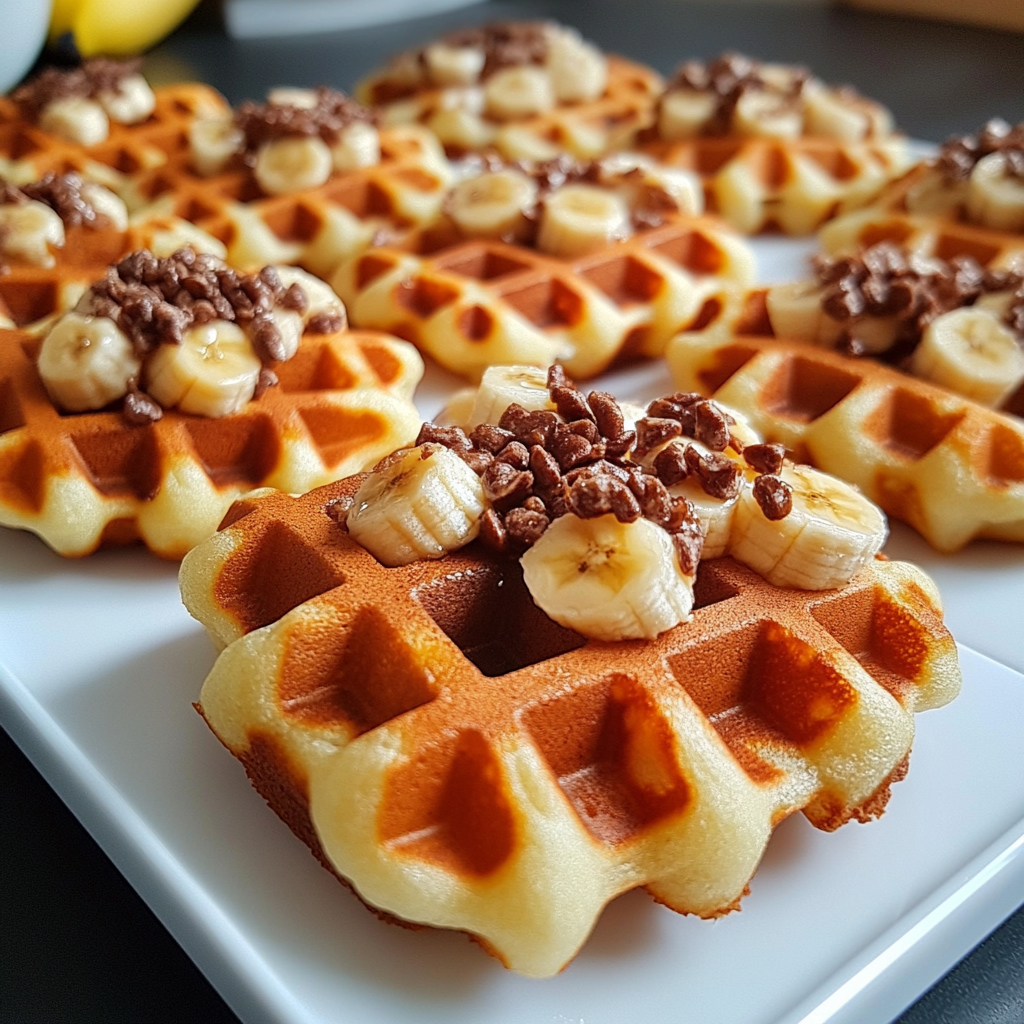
935 119 1024 183
1 172 111 229
438 21 550 79
12 58 144 120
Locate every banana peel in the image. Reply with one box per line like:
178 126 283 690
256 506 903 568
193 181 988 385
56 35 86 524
49 0 202 57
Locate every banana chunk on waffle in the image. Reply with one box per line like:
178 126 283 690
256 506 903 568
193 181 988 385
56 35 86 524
356 21 662 161
181 468 959 977
0 171 227 329
668 310 1024 551
119 85 453 279
1 60 226 192
0 249 423 557
820 119 1024 269
639 53 909 235
332 154 754 379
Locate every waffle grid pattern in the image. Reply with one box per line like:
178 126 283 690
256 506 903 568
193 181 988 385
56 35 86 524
0 326 422 557
181 476 959 976
333 212 755 380
668 317 1024 552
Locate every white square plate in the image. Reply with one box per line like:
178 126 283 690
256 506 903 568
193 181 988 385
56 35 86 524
2 236 1023 1024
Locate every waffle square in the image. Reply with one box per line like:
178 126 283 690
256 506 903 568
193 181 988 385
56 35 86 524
668 310 1024 552
333 212 756 380
180 474 959 977
0 323 423 557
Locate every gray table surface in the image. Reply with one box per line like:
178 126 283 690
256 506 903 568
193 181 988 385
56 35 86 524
2 2 1024 1021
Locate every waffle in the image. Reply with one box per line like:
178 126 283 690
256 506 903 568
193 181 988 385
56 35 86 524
120 123 454 280
0 82 229 192
332 212 755 380
359 54 662 163
179 474 959 977
0 323 423 557
640 134 909 236
667 310 1024 552
819 162 1024 272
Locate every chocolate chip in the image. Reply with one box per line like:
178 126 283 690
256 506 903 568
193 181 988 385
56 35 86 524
505 506 550 546
604 430 636 459
653 443 689 486
694 401 730 451
588 390 624 439
416 422 471 450
307 311 345 334
549 428 593 471
672 518 705 576
742 442 785 475
495 440 529 469
568 475 641 522
458 449 493 474
481 460 532 507
122 386 162 425
469 423 514 452
753 474 793 520
550 384 594 423
529 444 562 489
634 417 682 458
479 507 507 552
253 367 279 398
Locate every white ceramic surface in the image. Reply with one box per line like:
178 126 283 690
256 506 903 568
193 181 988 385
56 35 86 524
2 235 1024 1024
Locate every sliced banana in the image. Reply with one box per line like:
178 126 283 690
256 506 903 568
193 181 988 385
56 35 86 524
966 152 1024 233
467 365 556 426
96 75 156 125
39 97 109 146
544 26 607 103
80 182 129 231
424 43 486 87
658 89 718 141
271 265 348 329
448 169 539 241
729 464 887 591
765 281 825 341
267 87 320 109
37 312 140 412
904 169 969 217
145 321 262 418
254 136 333 196
521 513 695 641
483 66 555 121
802 83 871 143
135 216 228 260
0 200 65 267
910 307 1024 407
536 184 631 258
346 443 487 567
427 107 497 152
670 474 741 560
190 116 245 176
331 122 381 173
732 90 802 139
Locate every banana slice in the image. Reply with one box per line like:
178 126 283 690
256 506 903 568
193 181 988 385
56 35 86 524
544 26 607 103
904 169 969 217
424 43 485 86
427 107 497 151
448 169 539 241
765 281 826 341
910 307 1024 407
267 88 319 108
38 97 109 145
145 320 262 418
966 152 1024 233
483 66 555 121
0 200 65 267
37 312 140 412
254 137 332 196
536 184 631 259
347 443 487 567
190 116 244 176
521 513 695 641
96 74 156 124
467 365 556 426
658 89 718 141
729 464 886 591
331 122 381 173
802 84 871 143
732 90 802 139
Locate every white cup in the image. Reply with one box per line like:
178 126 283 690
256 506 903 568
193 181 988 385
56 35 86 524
0 0 53 93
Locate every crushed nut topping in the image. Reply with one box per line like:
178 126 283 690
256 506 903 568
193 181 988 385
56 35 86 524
935 119 1024 183
0 172 110 229
12 58 144 120
436 21 550 78
233 87 377 157
811 241 1024 357
409 370 793 561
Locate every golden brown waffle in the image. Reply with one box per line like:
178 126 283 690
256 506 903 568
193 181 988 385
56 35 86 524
668 313 1024 552
640 135 910 235
0 83 229 190
179 474 959 977
332 212 755 380
360 55 662 162
819 162 1024 271
120 124 454 279
0 213 228 329
0 324 423 557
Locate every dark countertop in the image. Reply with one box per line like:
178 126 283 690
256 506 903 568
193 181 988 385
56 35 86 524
2 2 1024 1021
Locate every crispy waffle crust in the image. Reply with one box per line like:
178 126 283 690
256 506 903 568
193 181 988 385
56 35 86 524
332 213 755 380
668 297 1024 552
0 83 228 189
361 55 663 162
120 123 454 279
819 162 1024 271
640 135 909 235
0 325 423 557
181 476 960 977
